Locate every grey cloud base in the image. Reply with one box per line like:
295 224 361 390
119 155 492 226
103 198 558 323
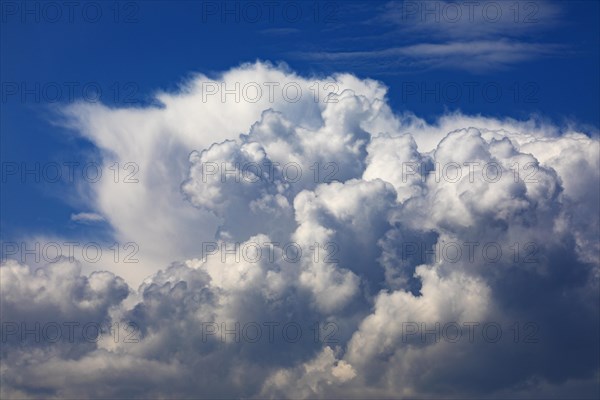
1 62 599 399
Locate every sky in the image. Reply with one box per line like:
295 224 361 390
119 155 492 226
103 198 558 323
1 1 599 399
1 0 599 241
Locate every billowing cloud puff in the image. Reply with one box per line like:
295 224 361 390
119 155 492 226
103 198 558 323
1 62 598 399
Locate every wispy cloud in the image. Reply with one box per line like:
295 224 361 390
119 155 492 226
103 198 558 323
295 39 565 74
70 212 105 223
291 1 566 73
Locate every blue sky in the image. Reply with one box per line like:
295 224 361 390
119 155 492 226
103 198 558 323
1 1 599 243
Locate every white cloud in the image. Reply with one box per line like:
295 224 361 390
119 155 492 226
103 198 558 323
293 2 566 73
70 212 105 223
2 62 598 398
300 40 564 73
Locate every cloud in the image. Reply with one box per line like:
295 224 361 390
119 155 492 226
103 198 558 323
298 40 565 73
70 212 105 223
291 1 566 73
1 62 598 398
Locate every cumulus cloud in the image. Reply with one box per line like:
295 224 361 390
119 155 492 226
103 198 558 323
1 62 598 399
